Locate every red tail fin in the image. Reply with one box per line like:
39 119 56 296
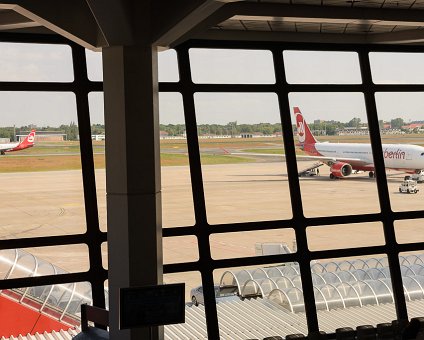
294 107 317 146
9 130 36 152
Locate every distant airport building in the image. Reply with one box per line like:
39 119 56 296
92 134 106 141
402 123 424 132
17 131 66 142
337 127 369 136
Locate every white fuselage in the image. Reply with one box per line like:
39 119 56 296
0 142 19 152
314 142 424 171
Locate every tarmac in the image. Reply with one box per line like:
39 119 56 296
0 161 423 300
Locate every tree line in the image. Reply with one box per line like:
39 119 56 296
161 117 420 137
0 123 105 141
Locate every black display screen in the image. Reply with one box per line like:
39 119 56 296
119 283 185 329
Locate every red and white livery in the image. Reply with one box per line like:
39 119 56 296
294 107 424 179
0 130 36 155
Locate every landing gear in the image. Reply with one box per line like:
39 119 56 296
330 173 335 179
369 171 374 178
0 151 4 155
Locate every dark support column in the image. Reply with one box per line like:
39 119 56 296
103 45 163 340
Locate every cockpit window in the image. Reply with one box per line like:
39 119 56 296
421 152 424 156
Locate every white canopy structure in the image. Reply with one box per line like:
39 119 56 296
219 254 424 313
0 248 98 323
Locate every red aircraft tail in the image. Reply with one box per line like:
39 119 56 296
294 107 317 146
9 130 36 152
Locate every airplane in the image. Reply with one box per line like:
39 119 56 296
0 130 36 155
293 107 424 179
229 108 424 179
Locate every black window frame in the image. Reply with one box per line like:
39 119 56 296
1 32 424 338
161 40 424 338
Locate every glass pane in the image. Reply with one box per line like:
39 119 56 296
283 50 361 84
164 271 201 304
163 236 198 264
101 242 108 270
370 52 424 84
313 255 396 332
0 92 88 238
164 271 203 338
395 219 424 244
210 228 296 259
399 251 424 319
88 92 106 231
189 48 275 84
288 92 380 217
0 43 73 82
85 49 102 81
307 222 385 251
194 92 292 224
374 92 424 212
159 92 195 227
0 281 93 335
214 262 308 338
159 49 179 82
0 245 89 279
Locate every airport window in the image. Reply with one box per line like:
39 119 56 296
163 236 199 264
85 49 102 81
1 34 424 339
369 52 424 84
313 255 397 331
0 42 73 82
283 50 362 84
193 92 291 224
160 41 424 339
159 92 195 228
398 251 424 319
0 35 107 335
189 48 275 84
87 91 108 232
209 228 296 260
287 91 381 217
306 222 385 251
158 49 180 82
374 92 424 213
395 219 424 244
0 91 90 239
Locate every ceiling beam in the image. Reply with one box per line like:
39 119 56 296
0 0 105 49
368 29 424 44
227 2 424 25
85 0 133 47
197 29 368 45
0 10 40 30
152 0 231 48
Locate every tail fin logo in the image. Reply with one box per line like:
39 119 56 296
298 121 305 142
296 114 306 143
27 132 35 143
293 107 317 146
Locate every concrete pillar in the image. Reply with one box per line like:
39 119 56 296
103 45 163 340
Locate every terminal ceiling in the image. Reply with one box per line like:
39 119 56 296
0 1 422 48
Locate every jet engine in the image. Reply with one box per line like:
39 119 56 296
330 162 353 178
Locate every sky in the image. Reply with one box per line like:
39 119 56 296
1 44 424 127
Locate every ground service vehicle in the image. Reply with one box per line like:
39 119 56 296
399 180 419 194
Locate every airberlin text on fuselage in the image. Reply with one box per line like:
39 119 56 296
384 149 405 159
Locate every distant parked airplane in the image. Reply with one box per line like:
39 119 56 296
0 130 35 155
230 108 424 179
294 107 424 179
